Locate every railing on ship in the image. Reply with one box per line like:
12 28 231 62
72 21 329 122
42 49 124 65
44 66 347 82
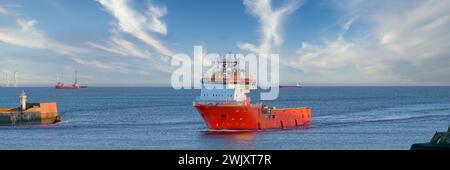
193 97 263 107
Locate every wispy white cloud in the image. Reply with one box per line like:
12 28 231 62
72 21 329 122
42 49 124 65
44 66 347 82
96 0 174 56
86 34 151 59
17 19 37 31
289 0 450 84
0 6 138 85
0 16 87 56
0 5 8 15
374 0 450 62
0 27 87 57
93 0 191 75
339 15 359 39
72 56 174 76
291 37 402 83
147 4 168 35
1 1 182 86
0 27 45 49
73 58 116 70
238 0 301 54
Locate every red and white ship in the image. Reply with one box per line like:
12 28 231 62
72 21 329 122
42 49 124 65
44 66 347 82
194 57 311 130
55 70 81 89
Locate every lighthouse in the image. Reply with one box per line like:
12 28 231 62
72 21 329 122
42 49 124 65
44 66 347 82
1 90 60 125
19 90 27 110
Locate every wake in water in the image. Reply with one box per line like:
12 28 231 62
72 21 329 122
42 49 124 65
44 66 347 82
314 103 450 126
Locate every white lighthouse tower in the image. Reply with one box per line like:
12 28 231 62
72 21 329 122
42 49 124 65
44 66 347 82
19 90 28 110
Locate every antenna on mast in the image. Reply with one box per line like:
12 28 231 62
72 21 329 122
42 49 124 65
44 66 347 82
74 69 78 86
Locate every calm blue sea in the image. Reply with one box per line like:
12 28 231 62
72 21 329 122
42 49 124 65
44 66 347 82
1 87 449 150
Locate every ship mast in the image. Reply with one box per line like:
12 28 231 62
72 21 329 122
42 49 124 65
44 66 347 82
74 70 78 85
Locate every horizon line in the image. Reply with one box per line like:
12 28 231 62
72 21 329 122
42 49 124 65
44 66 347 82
2 85 450 88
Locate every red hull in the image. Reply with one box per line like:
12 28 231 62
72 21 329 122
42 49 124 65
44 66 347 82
194 100 311 130
55 85 80 89
280 86 301 88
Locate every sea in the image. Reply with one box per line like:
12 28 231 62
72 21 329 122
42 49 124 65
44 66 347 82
1 87 449 150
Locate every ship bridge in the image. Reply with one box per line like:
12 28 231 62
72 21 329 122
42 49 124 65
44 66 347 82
198 56 257 103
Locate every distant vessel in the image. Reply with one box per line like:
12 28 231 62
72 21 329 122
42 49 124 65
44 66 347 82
194 56 311 130
55 70 84 89
0 91 60 125
280 82 302 88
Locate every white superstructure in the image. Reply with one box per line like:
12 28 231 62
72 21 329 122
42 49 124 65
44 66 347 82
198 56 257 103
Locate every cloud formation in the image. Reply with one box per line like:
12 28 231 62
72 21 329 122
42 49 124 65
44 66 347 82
289 0 450 84
375 0 450 62
147 4 168 35
0 18 87 56
0 5 8 15
17 19 37 31
73 58 122 71
0 5 140 81
91 0 188 74
2 0 449 86
238 0 301 54
96 0 174 56
86 34 151 59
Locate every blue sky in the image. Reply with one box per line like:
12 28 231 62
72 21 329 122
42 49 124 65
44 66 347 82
1 0 450 86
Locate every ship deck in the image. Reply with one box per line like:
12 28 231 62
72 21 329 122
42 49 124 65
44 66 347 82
273 107 311 110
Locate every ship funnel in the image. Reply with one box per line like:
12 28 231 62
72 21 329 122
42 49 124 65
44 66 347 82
19 90 28 110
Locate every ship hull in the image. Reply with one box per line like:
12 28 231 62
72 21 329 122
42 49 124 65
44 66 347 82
55 85 80 89
194 102 311 130
280 86 301 88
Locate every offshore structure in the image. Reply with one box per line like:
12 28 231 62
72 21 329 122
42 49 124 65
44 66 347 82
2 71 18 87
